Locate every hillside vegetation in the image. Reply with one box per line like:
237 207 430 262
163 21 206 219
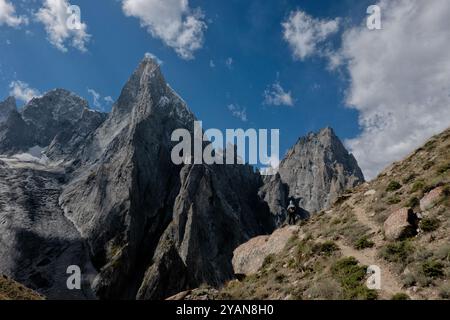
214 128 450 300
0 275 44 300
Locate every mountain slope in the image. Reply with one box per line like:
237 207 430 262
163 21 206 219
0 275 44 300
211 127 450 300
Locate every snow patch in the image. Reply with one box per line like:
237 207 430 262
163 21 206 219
12 146 49 165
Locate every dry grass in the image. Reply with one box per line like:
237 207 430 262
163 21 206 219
0 275 44 300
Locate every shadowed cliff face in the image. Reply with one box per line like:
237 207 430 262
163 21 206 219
0 163 95 299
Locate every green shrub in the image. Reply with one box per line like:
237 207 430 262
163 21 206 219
422 261 444 279
411 180 425 193
391 293 410 300
304 278 342 300
434 244 450 261
407 197 420 208
424 140 436 151
403 174 417 184
312 241 339 256
354 237 375 250
274 273 286 283
387 196 401 205
331 257 378 300
386 181 402 192
262 254 275 269
401 273 416 287
420 217 440 233
437 162 450 174
379 241 414 264
422 161 434 170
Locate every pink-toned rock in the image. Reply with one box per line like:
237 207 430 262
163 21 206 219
384 208 417 241
232 226 300 276
420 186 446 211
165 290 192 300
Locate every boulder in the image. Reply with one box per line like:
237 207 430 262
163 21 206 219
420 186 446 211
232 226 300 276
384 208 418 241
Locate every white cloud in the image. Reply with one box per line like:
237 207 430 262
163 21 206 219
227 104 247 122
87 88 101 109
225 57 233 69
36 0 91 52
144 52 163 65
209 60 215 68
122 0 206 60
0 0 28 27
341 0 450 179
282 10 340 61
88 88 113 111
263 82 295 107
9 81 41 104
104 96 114 104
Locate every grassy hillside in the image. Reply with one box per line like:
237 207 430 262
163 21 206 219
0 275 44 300
216 128 450 300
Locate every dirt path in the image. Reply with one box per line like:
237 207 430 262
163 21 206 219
334 197 421 300
336 240 409 299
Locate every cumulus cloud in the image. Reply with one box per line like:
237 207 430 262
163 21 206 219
104 96 114 104
282 10 340 61
87 88 114 111
341 0 450 179
0 0 28 27
36 0 91 52
122 0 206 60
87 88 101 109
263 82 294 107
227 104 247 122
9 81 40 104
225 57 233 69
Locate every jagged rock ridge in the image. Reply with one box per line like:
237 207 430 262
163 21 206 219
58 57 274 299
0 91 107 156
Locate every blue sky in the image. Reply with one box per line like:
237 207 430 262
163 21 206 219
1 0 450 179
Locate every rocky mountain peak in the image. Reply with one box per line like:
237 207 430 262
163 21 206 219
113 56 166 117
21 89 88 126
268 127 365 216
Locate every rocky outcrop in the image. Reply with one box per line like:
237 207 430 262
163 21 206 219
274 127 365 214
383 208 418 241
46 108 107 160
420 186 446 211
258 173 289 226
232 226 300 276
0 109 35 154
